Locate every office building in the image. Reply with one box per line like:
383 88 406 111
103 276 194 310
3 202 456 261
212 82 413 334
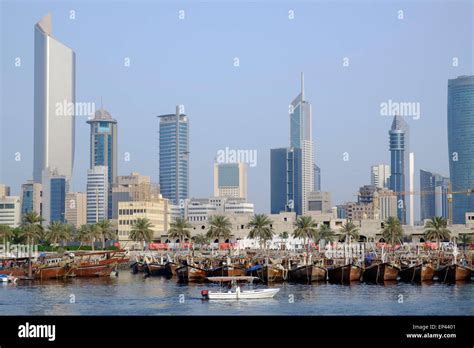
86 166 108 224
447 75 474 224
20 181 42 217
420 169 450 221
33 14 75 186
371 164 390 189
157 106 189 206
213 162 247 199
65 192 87 228
41 168 66 225
306 191 332 213
0 196 21 227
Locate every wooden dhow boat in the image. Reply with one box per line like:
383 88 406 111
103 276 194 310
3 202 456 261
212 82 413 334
362 262 400 284
436 264 472 283
176 264 208 283
327 264 362 284
399 263 436 283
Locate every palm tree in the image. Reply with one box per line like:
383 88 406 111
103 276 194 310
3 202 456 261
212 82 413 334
292 216 318 250
340 221 359 243
458 234 472 250
191 233 209 251
130 218 154 251
76 224 102 251
20 211 44 278
0 225 13 250
168 217 192 248
207 215 232 243
46 221 72 248
247 214 274 249
279 231 289 240
316 224 335 244
96 219 116 249
424 216 451 249
382 216 404 251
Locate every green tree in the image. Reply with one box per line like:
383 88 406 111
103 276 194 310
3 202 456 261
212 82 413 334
191 233 209 251
20 211 44 278
458 234 472 250
293 216 318 250
207 215 232 242
340 221 359 243
0 225 13 249
316 224 335 244
46 221 72 247
77 224 102 251
96 219 116 249
130 218 154 251
424 216 451 249
247 214 274 248
168 217 192 248
382 216 404 250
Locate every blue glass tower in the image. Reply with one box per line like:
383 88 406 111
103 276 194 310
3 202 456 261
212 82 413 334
448 75 474 224
270 147 302 216
389 115 409 224
50 177 66 222
87 108 117 219
158 106 189 206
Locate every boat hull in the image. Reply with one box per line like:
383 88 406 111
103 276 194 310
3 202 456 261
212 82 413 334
399 264 435 283
176 265 208 283
328 264 361 284
288 265 312 284
437 264 472 283
207 288 280 300
362 263 399 284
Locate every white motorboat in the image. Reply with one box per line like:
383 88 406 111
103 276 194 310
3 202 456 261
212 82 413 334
201 276 280 300
0 274 17 283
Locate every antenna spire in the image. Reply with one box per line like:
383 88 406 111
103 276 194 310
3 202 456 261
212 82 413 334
301 72 305 101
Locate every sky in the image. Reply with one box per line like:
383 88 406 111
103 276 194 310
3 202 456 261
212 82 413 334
0 0 473 220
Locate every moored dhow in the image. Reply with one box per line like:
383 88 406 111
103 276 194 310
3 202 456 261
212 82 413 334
327 264 362 284
362 262 400 284
399 263 436 283
436 264 472 283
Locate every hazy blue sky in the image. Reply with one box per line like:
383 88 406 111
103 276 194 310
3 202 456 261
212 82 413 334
0 0 472 220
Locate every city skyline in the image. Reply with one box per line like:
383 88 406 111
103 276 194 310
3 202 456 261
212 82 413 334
1 2 472 221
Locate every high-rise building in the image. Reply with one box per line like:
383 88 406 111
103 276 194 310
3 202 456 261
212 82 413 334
158 106 189 206
87 108 118 218
290 73 314 214
0 185 11 197
314 164 321 191
373 188 398 221
65 192 87 228
0 196 21 227
41 168 66 225
371 164 390 189
111 172 160 219
20 180 42 217
358 185 377 204
389 115 409 224
86 166 108 224
33 14 75 186
270 147 302 216
306 191 332 213
448 75 474 224
420 169 450 221
213 163 247 199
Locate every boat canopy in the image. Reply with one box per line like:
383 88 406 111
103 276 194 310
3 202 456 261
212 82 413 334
206 276 258 282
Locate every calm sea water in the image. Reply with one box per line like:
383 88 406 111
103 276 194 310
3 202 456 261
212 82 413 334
1 272 472 315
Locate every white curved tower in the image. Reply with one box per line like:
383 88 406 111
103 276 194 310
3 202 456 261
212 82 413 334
33 14 75 187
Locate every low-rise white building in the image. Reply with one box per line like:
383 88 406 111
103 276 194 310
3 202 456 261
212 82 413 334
0 196 21 227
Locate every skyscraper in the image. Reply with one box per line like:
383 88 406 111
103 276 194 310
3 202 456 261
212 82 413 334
20 180 42 217
371 164 390 189
389 115 409 224
33 14 75 186
41 168 66 225
447 75 474 224
420 169 450 221
314 164 321 191
270 147 302 216
213 163 247 199
158 106 189 206
87 108 117 218
86 166 108 224
290 73 314 214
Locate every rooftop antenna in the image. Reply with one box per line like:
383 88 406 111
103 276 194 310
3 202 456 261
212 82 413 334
301 72 305 101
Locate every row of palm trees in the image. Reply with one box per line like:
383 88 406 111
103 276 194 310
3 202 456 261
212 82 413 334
0 211 470 252
0 211 117 251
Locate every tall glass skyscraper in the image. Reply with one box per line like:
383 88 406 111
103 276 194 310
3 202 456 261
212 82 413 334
87 108 117 218
41 168 66 225
33 14 75 186
290 73 314 214
420 169 449 221
270 147 302 216
158 106 189 206
389 115 409 224
448 75 474 224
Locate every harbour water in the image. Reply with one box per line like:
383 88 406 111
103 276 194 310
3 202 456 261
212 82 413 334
1 272 472 315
